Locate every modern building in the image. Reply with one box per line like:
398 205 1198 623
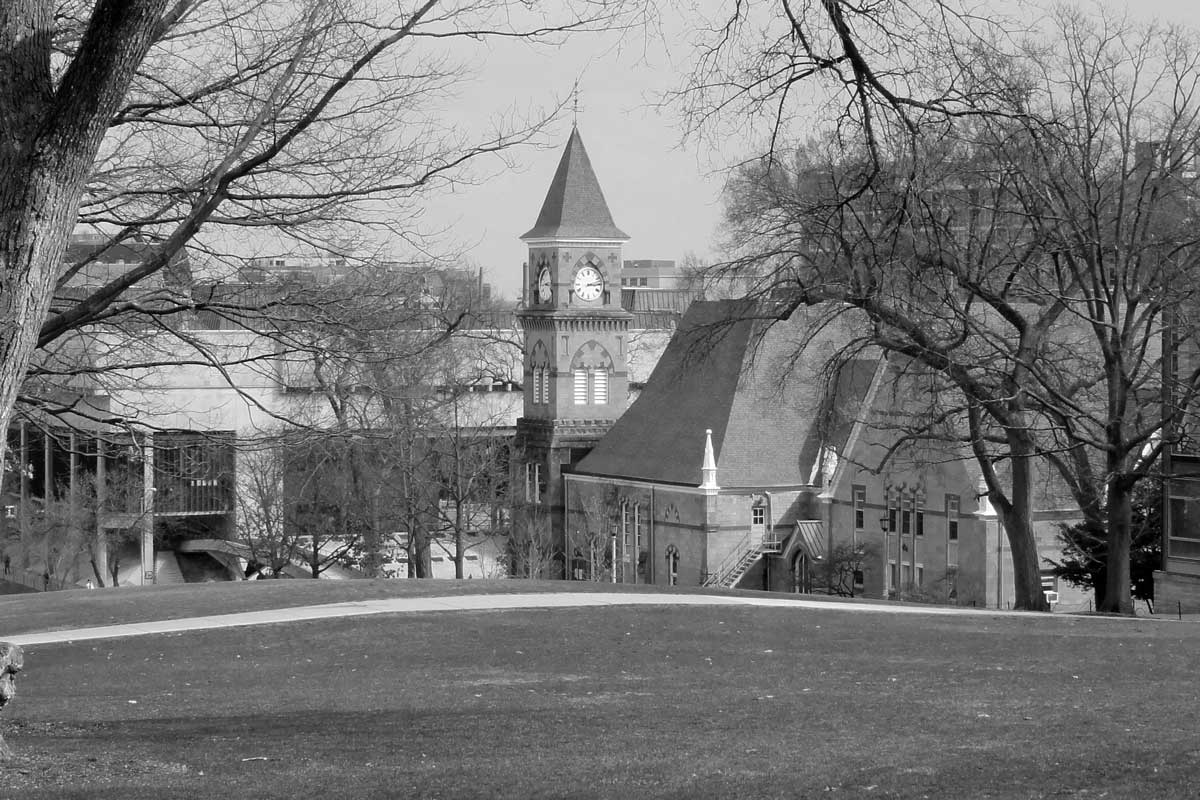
3 235 524 590
620 259 679 289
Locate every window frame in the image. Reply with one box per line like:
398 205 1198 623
573 369 588 405
525 463 542 505
665 544 679 587
852 485 866 530
592 369 608 405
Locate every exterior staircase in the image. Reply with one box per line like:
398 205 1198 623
702 529 784 588
153 551 186 585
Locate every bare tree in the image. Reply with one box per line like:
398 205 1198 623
672 0 1029 170
0 0 639 478
567 485 621 582
507 503 557 580
816 542 875 598
706 8 1200 613
427 390 512 579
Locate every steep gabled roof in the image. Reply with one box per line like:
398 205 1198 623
574 300 874 488
521 127 629 241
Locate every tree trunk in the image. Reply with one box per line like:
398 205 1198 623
1101 479 1134 614
992 437 1050 611
1011 445 1049 611
409 526 432 578
89 557 107 588
454 501 464 579
0 0 171 474
999 504 1048 611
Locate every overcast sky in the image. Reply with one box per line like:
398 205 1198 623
423 0 1200 300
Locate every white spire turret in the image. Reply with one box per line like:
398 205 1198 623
700 428 719 495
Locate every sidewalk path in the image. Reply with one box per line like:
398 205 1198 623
3 591 1145 648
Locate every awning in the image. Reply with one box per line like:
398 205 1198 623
783 520 825 561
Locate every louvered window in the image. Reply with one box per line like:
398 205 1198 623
574 369 588 404
592 370 608 404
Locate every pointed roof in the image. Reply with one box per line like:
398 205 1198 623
572 300 877 488
521 127 629 241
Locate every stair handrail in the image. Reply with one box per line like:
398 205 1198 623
703 528 763 587
762 526 786 553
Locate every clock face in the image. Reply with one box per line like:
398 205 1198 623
572 266 603 301
537 267 552 303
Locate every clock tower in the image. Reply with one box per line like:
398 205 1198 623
513 127 632 571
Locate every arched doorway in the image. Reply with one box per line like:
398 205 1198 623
792 551 810 594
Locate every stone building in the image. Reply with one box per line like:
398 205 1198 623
515 127 1082 607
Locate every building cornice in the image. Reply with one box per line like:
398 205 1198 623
520 237 629 247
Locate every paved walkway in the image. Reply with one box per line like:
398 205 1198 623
3 591 1149 648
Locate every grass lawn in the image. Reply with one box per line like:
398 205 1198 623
2 583 1198 799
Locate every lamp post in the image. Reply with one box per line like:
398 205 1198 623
880 514 900 601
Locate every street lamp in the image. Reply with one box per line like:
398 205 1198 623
880 515 900 601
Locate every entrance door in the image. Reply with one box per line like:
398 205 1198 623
792 551 809 594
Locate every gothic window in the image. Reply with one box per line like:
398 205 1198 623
529 340 550 406
569 341 614 406
619 500 647 584
592 370 608 404
525 463 542 505
665 545 679 587
636 502 648 580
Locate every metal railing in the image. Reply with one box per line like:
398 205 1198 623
703 528 783 588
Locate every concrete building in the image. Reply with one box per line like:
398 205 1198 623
620 259 679 289
2 235 524 590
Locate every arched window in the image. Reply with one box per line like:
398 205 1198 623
569 341 614 406
665 545 679 587
529 340 550 406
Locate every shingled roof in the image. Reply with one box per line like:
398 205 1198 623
573 300 876 488
520 127 629 241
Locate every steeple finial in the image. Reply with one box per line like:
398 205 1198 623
700 428 719 495
571 80 582 126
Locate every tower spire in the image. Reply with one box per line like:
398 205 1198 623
700 428 719 495
520 127 628 241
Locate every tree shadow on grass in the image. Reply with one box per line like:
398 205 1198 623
9 706 638 800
